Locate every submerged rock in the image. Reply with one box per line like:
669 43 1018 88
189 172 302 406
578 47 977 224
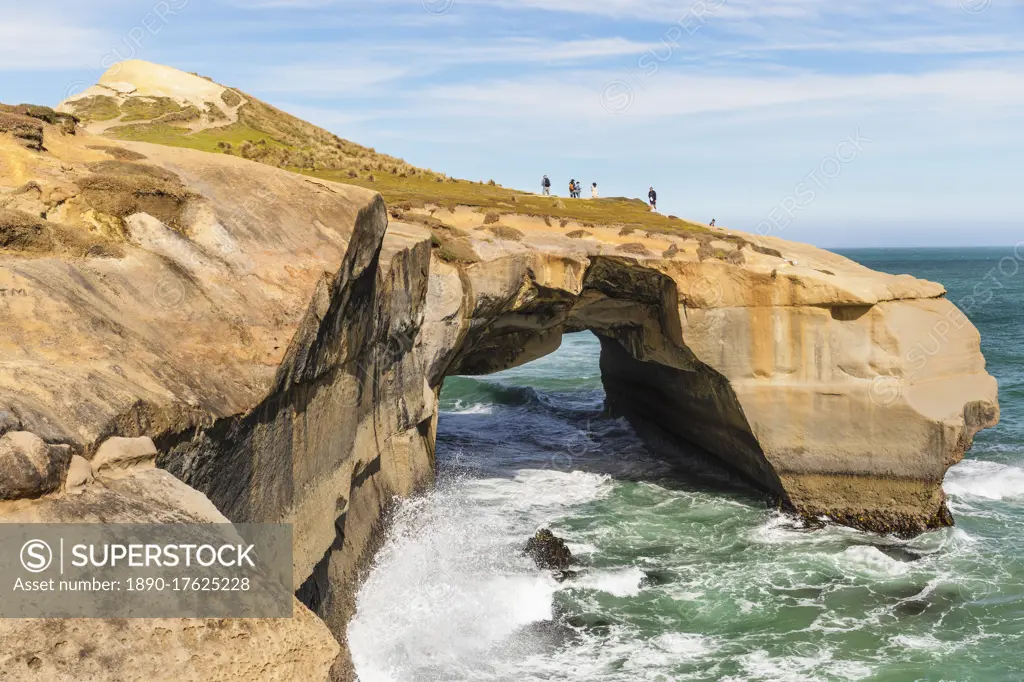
640 569 675 587
525 528 574 571
874 545 926 563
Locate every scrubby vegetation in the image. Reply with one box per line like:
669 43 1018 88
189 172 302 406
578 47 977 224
0 208 123 258
76 161 195 235
220 89 242 108
64 95 120 122
618 242 650 256
120 96 183 122
0 104 78 148
0 111 44 150
695 236 746 264
86 145 148 161
427 225 478 264
487 225 524 241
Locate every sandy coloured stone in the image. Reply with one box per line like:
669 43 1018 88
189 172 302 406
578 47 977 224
91 436 158 475
64 455 94 493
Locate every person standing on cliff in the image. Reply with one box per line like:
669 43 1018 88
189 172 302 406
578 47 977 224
542 175 551 196
569 179 576 198
591 183 599 199
648 187 657 211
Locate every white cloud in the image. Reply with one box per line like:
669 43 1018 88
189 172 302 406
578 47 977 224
417 37 666 63
250 38 669 96
417 66 1024 122
0 20 107 70
737 34 1024 56
257 64 412 93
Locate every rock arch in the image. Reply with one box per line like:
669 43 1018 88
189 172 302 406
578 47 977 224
423 246 999 538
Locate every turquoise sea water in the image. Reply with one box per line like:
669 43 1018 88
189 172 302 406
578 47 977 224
349 247 1024 682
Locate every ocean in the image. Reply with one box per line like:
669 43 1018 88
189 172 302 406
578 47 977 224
348 247 1024 682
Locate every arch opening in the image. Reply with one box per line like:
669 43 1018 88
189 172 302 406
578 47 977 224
435 256 785 506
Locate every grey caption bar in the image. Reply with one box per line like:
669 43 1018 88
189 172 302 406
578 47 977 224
0 523 292 618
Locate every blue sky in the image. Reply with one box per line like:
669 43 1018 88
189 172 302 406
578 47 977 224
3 0 1023 247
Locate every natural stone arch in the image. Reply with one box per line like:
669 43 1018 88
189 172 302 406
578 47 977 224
424 249 999 537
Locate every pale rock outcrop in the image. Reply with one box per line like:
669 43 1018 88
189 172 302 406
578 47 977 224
63 454 93 493
91 435 158 474
0 465 339 682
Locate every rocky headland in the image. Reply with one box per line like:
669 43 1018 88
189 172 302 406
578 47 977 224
0 61 999 680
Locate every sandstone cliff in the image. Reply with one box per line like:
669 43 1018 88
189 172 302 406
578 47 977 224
0 62 999 680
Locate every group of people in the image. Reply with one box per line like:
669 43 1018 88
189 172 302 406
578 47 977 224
541 177 707 221
542 175 598 199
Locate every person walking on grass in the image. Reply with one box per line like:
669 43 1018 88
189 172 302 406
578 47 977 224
648 186 657 211
542 175 551 196
569 179 576 198
591 182 599 199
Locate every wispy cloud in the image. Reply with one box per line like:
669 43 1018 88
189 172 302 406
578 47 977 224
0 19 107 70
257 64 412 93
418 65 1024 122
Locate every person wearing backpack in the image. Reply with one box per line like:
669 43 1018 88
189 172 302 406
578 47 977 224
569 179 577 198
542 175 551 196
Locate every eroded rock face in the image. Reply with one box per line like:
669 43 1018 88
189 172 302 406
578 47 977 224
0 431 71 500
1 116 429 679
0 466 339 682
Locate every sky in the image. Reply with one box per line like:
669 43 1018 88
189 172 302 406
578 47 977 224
3 0 1023 247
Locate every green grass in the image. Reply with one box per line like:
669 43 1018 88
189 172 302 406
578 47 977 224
303 168 712 238
108 122 288 153
95 90 716 240
119 97 183 122
65 95 121 122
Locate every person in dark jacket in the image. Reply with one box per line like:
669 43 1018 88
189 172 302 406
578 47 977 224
542 175 551 195
648 187 657 210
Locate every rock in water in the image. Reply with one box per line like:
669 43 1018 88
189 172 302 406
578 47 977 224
525 529 574 570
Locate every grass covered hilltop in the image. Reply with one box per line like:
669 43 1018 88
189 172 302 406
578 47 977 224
59 60 722 246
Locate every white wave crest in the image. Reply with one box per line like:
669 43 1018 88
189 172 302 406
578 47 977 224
945 459 1024 501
